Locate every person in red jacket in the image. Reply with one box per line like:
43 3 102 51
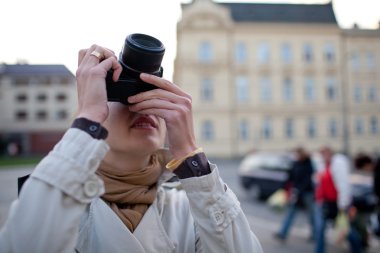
314 147 364 253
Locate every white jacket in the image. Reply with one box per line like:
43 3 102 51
330 153 352 210
0 128 262 253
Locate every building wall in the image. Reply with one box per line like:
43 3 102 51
0 65 77 155
174 0 380 158
343 30 380 155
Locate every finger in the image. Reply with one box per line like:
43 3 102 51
140 73 191 99
129 98 184 120
82 45 117 67
130 98 178 111
128 87 190 105
95 56 122 78
78 48 88 66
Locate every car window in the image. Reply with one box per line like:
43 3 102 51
241 153 292 171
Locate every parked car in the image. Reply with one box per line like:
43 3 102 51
238 151 377 211
238 152 293 200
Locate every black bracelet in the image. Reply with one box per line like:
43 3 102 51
174 152 211 179
71 117 108 140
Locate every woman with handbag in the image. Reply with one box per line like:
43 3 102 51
314 147 361 253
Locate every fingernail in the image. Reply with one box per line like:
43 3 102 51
128 96 135 103
141 73 150 78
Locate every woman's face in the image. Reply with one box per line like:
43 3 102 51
103 102 166 155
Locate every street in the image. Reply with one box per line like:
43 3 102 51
0 159 379 252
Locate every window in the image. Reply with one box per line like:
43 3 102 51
328 119 338 138
307 117 317 138
200 77 213 102
235 42 247 64
324 43 335 63
16 93 28 103
56 110 68 120
261 118 272 140
353 85 362 103
303 43 313 63
367 53 376 70
36 110 48 120
199 41 212 63
201 120 214 141
370 117 378 135
257 42 270 64
15 111 28 121
281 43 292 64
13 77 29 86
260 77 272 102
368 85 377 102
326 77 337 101
60 77 72 85
282 77 293 102
235 76 249 103
36 93 47 102
355 118 364 135
285 118 294 139
239 120 249 141
350 53 360 70
304 77 316 102
56 93 67 102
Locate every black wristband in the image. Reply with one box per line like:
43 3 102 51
71 117 108 140
174 152 211 179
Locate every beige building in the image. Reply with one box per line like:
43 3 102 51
174 0 380 158
0 64 77 155
343 27 380 156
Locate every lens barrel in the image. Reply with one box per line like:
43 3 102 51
120 33 165 74
106 33 165 105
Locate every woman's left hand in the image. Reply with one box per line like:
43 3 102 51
127 73 197 159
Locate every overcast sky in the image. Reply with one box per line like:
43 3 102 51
0 0 379 79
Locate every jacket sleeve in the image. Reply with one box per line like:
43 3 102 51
179 164 263 253
0 128 109 253
331 154 352 210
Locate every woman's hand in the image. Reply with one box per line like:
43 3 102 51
128 74 197 159
75 45 123 123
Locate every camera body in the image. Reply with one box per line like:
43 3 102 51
106 33 165 105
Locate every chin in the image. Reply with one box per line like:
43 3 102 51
137 136 164 152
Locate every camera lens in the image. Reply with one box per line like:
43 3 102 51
120 33 165 74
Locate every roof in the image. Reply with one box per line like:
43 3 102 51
183 1 337 24
0 64 74 77
342 28 380 37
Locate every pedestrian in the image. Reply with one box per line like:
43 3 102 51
354 153 380 239
0 42 262 252
274 147 316 242
314 147 360 253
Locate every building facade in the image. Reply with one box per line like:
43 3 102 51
0 64 77 155
343 28 380 156
174 0 380 158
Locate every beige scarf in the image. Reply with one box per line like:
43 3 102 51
96 150 170 232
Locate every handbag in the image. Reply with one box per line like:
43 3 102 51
267 189 287 211
322 200 338 220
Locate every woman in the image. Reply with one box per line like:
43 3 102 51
0 45 262 253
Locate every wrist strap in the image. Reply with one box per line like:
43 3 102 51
71 117 108 140
166 147 203 171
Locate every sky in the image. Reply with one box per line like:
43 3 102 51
0 0 379 80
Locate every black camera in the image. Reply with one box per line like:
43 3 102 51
106 33 165 105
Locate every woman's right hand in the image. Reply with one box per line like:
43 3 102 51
75 45 123 123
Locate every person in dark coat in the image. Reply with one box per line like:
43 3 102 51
274 147 316 242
